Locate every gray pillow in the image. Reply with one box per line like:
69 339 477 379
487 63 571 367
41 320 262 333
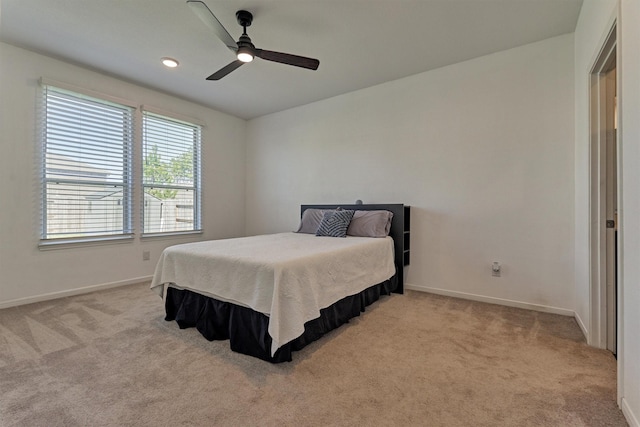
296 209 332 234
316 210 355 237
347 210 393 238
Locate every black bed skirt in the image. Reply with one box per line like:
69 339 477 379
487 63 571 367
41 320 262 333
164 275 398 363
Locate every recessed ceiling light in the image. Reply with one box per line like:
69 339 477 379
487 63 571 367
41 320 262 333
161 57 179 68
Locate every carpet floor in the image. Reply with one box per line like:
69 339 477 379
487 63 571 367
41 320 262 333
0 283 627 426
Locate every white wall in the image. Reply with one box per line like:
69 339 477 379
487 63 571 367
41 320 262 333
246 34 575 314
0 42 246 307
619 0 640 423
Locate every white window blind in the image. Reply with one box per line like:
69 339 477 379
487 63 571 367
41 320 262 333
41 85 133 242
142 111 201 235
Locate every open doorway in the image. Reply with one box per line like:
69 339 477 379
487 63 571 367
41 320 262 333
589 23 618 356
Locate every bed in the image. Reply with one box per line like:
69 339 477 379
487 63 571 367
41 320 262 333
150 203 408 362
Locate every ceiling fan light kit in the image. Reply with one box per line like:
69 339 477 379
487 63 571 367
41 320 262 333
237 47 254 63
186 0 319 80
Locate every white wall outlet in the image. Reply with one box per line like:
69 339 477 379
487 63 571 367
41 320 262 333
492 262 501 277
143 250 150 261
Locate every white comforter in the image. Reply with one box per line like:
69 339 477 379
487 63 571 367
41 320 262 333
150 232 395 355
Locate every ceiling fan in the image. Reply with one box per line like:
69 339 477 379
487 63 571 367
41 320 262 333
187 0 320 80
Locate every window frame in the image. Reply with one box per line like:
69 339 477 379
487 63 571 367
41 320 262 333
141 107 202 237
39 81 135 247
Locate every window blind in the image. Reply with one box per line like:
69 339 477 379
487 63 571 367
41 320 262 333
41 86 133 241
142 111 201 235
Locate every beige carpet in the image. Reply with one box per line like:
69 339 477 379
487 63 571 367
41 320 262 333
0 283 627 427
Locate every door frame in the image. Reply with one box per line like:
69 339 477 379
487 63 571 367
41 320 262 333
589 22 618 352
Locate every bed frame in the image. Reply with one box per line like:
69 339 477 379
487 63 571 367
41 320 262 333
164 203 408 362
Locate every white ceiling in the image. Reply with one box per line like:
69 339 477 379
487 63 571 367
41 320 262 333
0 0 583 120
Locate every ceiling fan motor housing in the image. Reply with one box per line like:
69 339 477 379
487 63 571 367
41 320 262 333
237 34 255 49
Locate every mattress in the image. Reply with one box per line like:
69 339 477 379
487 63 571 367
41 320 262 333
150 232 395 355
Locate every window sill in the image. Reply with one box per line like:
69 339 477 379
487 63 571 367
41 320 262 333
140 230 203 240
39 234 134 250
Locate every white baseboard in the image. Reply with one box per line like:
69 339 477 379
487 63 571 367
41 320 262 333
0 276 153 309
573 311 589 341
404 283 574 317
622 398 640 427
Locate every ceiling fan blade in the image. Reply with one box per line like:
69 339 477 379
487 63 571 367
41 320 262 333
206 60 244 80
255 49 320 70
187 0 238 51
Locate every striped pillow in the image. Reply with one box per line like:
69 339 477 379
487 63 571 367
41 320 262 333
316 210 355 237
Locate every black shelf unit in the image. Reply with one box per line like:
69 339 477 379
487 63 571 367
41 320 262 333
403 205 411 267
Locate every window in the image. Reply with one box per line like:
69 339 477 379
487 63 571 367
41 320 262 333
142 111 201 235
41 85 133 242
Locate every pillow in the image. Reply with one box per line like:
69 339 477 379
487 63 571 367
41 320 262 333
347 210 393 238
316 210 355 237
296 209 331 234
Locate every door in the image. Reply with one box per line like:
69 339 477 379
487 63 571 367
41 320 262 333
604 66 617 355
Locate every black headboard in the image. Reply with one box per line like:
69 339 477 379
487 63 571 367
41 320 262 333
301 204 407 294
